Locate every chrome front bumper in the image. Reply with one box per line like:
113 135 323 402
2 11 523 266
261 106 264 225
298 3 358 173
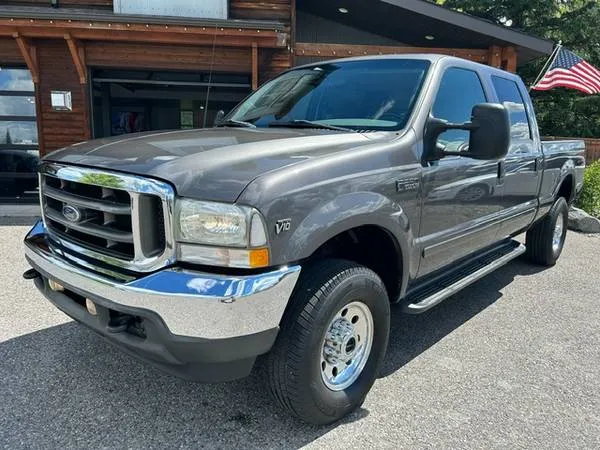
24 220 301 340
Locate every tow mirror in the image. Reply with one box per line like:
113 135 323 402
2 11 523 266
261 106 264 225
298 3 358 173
213 110 226 127
424 103 510 162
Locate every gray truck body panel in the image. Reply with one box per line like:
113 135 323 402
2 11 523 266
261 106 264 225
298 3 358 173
43 54 585 300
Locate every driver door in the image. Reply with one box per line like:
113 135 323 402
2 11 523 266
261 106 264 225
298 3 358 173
418 67 503 277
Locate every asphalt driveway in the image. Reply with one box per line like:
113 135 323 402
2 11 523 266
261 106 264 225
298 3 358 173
1 223 599 449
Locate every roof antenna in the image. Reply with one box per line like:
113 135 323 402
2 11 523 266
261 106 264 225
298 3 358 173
202 23 219 128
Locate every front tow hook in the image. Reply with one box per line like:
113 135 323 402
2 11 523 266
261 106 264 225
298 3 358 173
23 268 40 280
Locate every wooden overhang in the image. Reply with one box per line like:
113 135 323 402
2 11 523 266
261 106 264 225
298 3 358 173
297 0 554 68
0 15 287 48
0 6 290 156
0 5 289 88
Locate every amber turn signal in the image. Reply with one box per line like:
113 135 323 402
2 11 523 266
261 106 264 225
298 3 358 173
248 248 270 268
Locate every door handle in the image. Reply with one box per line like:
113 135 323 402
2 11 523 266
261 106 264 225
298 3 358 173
497 160 506 184
534 157 543 173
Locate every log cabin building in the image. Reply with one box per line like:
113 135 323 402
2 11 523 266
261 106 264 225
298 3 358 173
0 0 553 201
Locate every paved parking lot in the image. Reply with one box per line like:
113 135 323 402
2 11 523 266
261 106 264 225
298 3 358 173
1 223 599 449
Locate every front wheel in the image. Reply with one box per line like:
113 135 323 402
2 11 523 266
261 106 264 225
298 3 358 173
526 197 569 266
265 259 390 425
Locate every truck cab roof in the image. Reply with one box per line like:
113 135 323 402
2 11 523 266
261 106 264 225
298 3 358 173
293 53 523 82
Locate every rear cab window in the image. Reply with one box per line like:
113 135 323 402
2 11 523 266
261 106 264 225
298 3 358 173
491 76 535 153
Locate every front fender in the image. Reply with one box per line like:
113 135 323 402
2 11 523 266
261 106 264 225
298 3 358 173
279 191 415 292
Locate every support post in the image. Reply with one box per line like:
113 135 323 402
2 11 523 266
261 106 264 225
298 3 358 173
488 45 502 68
290 0 297 66
501 46 517 73
252 42 258 90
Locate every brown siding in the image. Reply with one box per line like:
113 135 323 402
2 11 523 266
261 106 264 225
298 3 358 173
585 139 600 164
229 1 294 83
36 40 89 155
259 48 290 84
295 43 489 64
230 0 291 22
6 0 113 8
0 38 24 63
85 42 252 72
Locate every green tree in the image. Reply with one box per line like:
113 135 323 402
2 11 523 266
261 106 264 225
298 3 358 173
435 0 600 138
5 129 12 145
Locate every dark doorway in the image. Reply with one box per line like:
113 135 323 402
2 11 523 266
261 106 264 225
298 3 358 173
90 69 251 139
0 66 39 203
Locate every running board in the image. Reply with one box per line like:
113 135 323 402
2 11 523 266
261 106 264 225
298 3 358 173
403 240 526 313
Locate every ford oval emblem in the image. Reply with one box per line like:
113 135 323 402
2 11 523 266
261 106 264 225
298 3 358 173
62 204 82 223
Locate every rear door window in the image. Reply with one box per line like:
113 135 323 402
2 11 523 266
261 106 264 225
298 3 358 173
491 76 532 141
432 68 487 152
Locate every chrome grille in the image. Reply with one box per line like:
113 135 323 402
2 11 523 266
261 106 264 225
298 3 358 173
39 163 175 273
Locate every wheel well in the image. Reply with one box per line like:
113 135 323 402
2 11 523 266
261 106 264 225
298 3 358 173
308 225 402 301
557 175 575 204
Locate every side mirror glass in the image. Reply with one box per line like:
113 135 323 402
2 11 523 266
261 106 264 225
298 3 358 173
424 103 510 162
467 103 510 160
213 110 226 127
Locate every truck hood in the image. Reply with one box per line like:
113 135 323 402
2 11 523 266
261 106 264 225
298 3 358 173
44 127 387 202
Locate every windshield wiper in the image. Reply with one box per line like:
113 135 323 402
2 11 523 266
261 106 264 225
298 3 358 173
216 118 256 128
268 119 356 132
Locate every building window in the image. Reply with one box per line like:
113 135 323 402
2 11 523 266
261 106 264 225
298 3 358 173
0 67 39 202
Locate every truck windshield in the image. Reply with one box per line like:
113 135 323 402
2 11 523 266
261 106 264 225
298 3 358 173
227 59 430 131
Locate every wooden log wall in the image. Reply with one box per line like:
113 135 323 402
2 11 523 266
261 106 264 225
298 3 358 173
0 38 23 63
85 42 253 72
230 1 293 84
230 0 292 22
36 40 90 154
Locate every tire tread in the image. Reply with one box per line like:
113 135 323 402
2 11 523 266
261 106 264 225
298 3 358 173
264 259 386 423
526 197 568 266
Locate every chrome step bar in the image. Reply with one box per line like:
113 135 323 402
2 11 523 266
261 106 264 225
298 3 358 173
404 241 526 313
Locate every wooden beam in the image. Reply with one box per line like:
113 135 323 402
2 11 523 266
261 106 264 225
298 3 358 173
488 45 502 68
65 34 87 84
252 42 258 90
295 42 489 63
0 19 287 48
501 46 518 73
13 33 39 83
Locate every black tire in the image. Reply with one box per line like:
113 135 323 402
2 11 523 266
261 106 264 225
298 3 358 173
265 259 390 425
526 197 569 266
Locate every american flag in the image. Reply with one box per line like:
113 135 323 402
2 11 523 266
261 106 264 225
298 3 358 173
532 47 600 94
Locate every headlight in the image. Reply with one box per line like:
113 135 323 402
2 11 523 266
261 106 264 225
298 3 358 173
175 199 269 268
177 199 249 247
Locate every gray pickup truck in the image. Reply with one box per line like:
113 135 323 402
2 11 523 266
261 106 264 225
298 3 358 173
24 55 584 424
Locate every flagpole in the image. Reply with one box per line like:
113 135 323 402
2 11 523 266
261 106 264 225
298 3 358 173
530 41 562 91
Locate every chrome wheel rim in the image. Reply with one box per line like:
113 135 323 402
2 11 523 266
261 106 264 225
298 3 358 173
552 214 564 253
320 301 374 391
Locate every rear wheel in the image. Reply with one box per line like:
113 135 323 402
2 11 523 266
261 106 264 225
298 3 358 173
526 197 569 266
265 259 390 425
